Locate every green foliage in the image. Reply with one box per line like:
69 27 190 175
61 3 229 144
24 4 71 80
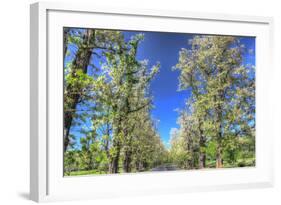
172 35 255 169
64 28 165 175
63 30 255 175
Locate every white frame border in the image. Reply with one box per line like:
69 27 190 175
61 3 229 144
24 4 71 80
30 2 274 202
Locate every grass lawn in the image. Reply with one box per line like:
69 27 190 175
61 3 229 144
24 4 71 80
67 170 107 176
205 157 255 168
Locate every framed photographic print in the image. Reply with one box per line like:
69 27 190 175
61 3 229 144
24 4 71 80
30 2 274 202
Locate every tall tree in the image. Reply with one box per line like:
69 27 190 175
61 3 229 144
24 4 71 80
174 36 210 168
63 29 124 152
175 35 255 168
64 29 94 152
88 33 160 173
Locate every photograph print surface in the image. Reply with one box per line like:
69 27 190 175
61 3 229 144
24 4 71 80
63 28 255 176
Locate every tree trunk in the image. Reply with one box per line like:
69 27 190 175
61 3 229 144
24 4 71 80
215 94 224 168
123 150 132 172
199 152 206 169
63 28 69 59
109 116 122 174
63 29 94 152
110 142 120 173
135 161 141 172
123 126 133 173
121 96 132 173
198 121 206 169
216 145 223 168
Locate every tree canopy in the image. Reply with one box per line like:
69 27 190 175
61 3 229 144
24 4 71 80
63 29 255 176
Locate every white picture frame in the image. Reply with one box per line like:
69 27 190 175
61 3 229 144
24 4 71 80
30 2 274 202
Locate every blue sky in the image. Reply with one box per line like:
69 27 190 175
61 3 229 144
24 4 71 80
67 29 255 149
123 31 194 147
123 31 255 147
